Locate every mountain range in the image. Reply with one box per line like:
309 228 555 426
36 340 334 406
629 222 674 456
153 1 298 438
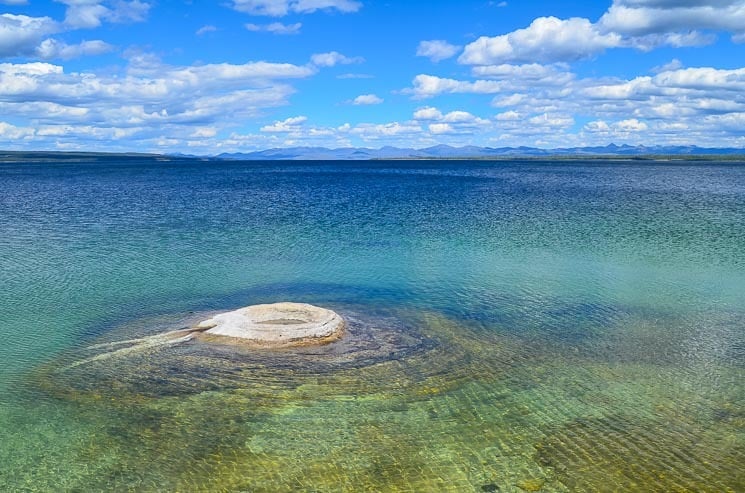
216 144 745 161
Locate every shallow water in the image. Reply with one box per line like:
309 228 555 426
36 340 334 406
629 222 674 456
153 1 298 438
1 159 744 492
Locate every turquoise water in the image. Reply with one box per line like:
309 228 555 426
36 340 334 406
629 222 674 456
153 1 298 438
1 159 743 491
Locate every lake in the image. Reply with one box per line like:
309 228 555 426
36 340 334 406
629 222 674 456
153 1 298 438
1 159 743 492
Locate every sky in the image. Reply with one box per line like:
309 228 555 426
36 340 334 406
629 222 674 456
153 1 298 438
0 0 744 154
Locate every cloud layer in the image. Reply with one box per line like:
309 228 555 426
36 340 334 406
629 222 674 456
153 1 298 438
1 0 744 152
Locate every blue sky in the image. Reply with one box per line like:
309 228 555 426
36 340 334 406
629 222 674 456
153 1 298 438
1 0 744 153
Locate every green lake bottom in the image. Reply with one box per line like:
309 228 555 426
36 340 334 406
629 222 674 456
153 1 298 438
2 303 743 492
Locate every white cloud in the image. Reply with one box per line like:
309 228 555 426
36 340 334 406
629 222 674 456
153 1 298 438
600 0 745 36
651 58 683 73
196 25 217 36
261 115 307 132
459 1 745 67
190 127 218 138
584 120 611 133
36 39 113 60
528 113 574 128
441 110 481 123
428 123 454 134
0 2 149 59
496 110 520 121
310 51 363 67
493 93 525 107
107 1 150 23
245 22 302 35
412 106 490 136
0 121 34 139
705 111 745 131
616 118 648 131
0 13 59 57
626 31 716 51
399 59 745 148
230 0 361 17
408 74 503 98
350 122 422 138
413 106 442 120
459 17 621 65
471 63 575 88
59 0 150 29
60 1 109 29
351 93 382 105
0 58 317 149
584 67 745 101
416 40 461 62
582 118 649 141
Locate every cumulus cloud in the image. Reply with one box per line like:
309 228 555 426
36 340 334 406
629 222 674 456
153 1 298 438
459 1 745 67
0 57 319 150
0 13 59 57
230 0 361 17
416 40 461 62
398 61 745 148
412 106 490 136
0 2 149 59
413 106 442 120
527 113 574 128
583 118 649 142
471 63 576 88
310 51 363 67
246 22 302 34
261 115 307 132
584 67 745 101
459 17 621 65
407 74 503 99
495 110 520 121
214 106 498 149
351 93 382 105
615 118 648 131
428 123 455 134
36 39 113 60
0 120 33 138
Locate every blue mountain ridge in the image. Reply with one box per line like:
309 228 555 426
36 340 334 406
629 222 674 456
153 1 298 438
216 144 744 160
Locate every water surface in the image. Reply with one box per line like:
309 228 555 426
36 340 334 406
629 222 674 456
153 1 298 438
1 159 743 491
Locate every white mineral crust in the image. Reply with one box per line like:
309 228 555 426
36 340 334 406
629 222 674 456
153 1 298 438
196 302 344 345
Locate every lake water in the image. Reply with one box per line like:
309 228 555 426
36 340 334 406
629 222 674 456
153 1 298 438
1 159 743 492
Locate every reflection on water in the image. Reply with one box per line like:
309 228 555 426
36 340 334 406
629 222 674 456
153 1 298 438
1 160 744 491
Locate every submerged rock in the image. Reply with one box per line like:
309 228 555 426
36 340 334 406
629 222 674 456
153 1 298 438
196 302 345 347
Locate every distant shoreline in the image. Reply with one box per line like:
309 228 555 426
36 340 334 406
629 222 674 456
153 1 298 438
2 150 745 163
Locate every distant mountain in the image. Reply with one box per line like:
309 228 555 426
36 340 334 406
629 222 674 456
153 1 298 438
217 144 745 161
3 145 743 164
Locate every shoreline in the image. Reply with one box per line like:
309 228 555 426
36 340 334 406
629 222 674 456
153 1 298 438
2 150 745 163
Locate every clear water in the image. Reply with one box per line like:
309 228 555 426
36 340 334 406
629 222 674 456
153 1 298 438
1 159 743 492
